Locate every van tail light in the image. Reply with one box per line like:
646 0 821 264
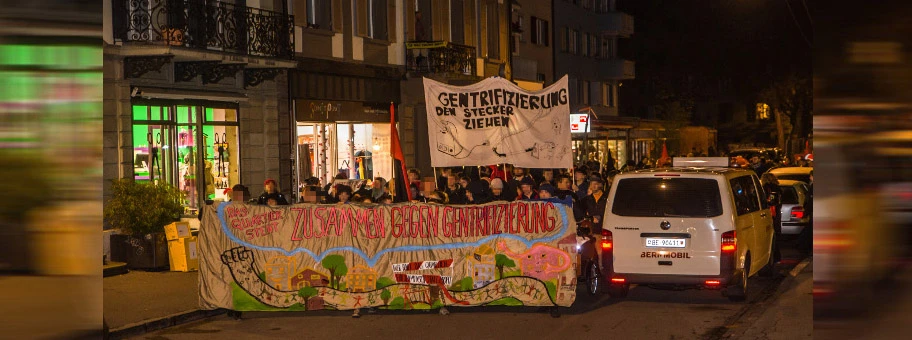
611 277 626 284
790 206 805 219
601 229 613 250
721 231 736 253
705 280 721 287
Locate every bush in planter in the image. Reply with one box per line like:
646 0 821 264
104 179 183 269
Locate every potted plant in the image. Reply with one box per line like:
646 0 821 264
104 179 183 269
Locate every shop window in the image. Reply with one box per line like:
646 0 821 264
132 104 239 215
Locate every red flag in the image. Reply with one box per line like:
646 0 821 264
390 103 412 201
657 142 670 167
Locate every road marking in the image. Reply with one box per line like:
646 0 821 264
789 258 811 277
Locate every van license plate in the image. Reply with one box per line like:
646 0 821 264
646 238 686 248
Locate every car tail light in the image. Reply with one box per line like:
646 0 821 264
601 229 613 250
611 277 626 284
790 206 805 219
705 280 721 286
721 231 736 253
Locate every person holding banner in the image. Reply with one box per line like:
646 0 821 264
257 178 289 206
517 177 539 200
444 173 467 204
334 184 353 204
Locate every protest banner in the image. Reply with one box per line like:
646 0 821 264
198 200 578 311
423 76 572 168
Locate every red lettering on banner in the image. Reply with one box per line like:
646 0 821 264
427 206 439 237
373 209 386 238
410 206 421 238
391 207 403 238
532 203 543 234
291 208 305 241
442 206 452 237
314 207 327 238
460 208 470 237
545 202 556 232
519 203 530 233
395 274 409 282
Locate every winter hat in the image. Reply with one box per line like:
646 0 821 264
490 178 505 189
538 184 556 196
520 177 536 187
264 178 277 186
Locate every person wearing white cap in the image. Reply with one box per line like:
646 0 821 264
490 178 513 202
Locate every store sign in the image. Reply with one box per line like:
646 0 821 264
198 200 578 311
423 76 572 168
570 114 590 133
295 100 389 123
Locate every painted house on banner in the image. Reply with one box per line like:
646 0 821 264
265 256 298 291
291 268 330 289
347 265 379 293
466 244 497 289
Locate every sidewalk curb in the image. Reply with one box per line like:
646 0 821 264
107 308 226 340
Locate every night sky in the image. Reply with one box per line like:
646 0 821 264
616 0 813 119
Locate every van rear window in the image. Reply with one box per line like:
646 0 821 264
611 178 723 217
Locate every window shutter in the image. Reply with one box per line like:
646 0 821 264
332 0 343 33
356 0 368 37
543 21 549 46
387 0 396 42
293 0 307 27
530 16 537 44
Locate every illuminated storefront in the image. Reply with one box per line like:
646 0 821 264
130 103 240 213
294 100 393 187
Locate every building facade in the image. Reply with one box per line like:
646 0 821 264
103 0 297 218
553 0 635 167
509 0 553 90
399 0 512 176
288 0 405 198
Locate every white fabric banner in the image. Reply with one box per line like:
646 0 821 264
423 76 572 168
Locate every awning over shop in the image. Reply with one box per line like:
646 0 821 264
132 86 249 102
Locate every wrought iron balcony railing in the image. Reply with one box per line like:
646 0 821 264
406 41 476 76
112 0 295 59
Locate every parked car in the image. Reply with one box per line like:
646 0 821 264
768 167 813 185
778 179 811 235
598 157 776 302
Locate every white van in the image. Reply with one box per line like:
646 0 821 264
598 158 776 301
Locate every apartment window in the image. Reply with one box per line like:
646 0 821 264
531 17 548 46
416 0 433 41
486 1 500 59
451 0 465 44
581 33 589 56
599 0 610 13
356 0 388 40
569 29 578 54
560 27 569 52
305 0 333 30
602 35 616 58
592 35 600 58
603 83 615 107
582 81 590 104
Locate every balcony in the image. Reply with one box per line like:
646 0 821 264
601 59 635 79
603 12 634 38
112 0 295 59
406 41 477 76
